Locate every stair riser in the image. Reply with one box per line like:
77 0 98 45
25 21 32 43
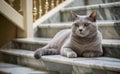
103 46 120 58
38 23 120 39
60 10 87 22
13 41 45 51
61 9 110 22
99 23 120 39
38 27 69 38
0 52 120 74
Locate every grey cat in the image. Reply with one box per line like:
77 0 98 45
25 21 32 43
34 11 103 59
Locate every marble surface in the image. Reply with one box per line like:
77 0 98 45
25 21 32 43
1 41 15 49
0 49 120 74
0 62 50 74
8 38 120 58
12 38 51 51
14 38 51 44
102 39 120 58
37 21 120 39
99 21 120 39
61 2 120 22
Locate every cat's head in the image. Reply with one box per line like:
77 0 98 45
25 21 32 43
71 11 97 38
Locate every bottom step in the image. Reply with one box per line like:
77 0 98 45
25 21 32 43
0 62 49 74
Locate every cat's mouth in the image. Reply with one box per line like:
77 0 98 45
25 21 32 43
79 32 85 36
76 31 84 35
77 31 89 37
79 32 84 34
75 30 88 37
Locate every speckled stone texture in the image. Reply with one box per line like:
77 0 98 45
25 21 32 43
0 49 120 74
102 39 120 58
37 21 120 39
12 38 51 51
98 21 120 39
0 62 51 74
60 2 120 22
1 38 119 59
107 0 120 38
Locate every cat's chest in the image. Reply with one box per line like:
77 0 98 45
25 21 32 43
71 41 86 50
70 39 95 51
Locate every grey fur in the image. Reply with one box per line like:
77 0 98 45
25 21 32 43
34 11 103 59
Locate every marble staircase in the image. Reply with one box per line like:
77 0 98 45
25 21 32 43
0 0 120 74
0 37 120 74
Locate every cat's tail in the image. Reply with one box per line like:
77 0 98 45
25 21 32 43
34 48 60 59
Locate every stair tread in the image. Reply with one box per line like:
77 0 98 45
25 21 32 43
38 21 120 28
61 2 120 12
14 38 120 47
0 49 120 72
0 62 49 74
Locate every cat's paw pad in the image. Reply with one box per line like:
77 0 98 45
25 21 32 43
67 52 77 58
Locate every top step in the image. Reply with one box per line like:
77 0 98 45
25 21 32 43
60 2 120 22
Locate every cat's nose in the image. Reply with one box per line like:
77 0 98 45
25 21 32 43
79 29 83 32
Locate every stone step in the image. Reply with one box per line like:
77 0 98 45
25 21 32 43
0 49 120 74
12 38 51 51
0 62 51 74
37 21 120 39
60 2 120 22
11 38 120 58
0 49 58 74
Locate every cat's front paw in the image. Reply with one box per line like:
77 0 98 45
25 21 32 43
67 52 77 58
34 51 42 59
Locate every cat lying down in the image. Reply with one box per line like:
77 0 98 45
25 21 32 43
34 11 103 59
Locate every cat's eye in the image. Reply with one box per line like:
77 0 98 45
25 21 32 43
74 23 79 27
84 23 89 26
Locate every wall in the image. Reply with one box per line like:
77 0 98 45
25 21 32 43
0 14 17 47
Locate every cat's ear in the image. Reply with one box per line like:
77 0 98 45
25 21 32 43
71 11 78 20
89 11 96 22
